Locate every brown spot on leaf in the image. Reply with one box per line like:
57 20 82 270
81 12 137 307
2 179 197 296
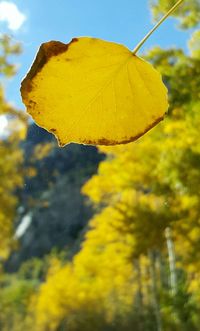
20 38 79 96
80 116 164 146
23 79 32 94
57 137 65 147
54 115 164 148
71 38 78 43
29 99 36 105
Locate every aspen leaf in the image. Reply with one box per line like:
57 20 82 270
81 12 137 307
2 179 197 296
21 37 168 146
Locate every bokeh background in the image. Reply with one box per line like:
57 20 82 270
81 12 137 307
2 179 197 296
0 1 200 330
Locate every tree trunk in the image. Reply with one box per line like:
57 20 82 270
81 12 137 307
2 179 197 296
148 250 163 331
165 227 177 296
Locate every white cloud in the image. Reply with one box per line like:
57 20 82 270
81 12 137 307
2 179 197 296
0 1 26 31
0 115 8 135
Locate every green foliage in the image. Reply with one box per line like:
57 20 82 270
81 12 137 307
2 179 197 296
0 35 21 78
0 274 36 331
189 30 200 59
150 0 200 28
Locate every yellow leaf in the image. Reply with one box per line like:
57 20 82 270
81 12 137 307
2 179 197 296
21 37 168 146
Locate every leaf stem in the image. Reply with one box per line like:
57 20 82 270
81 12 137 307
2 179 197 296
133 0 184 55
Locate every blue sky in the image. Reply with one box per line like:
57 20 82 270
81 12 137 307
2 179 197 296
0 0 192 111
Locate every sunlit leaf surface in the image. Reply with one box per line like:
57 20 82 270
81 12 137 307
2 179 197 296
21 37 168 146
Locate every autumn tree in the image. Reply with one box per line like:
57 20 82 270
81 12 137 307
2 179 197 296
32 21 200 331
2 1 200 331
81 2 200 328
0 35 26 259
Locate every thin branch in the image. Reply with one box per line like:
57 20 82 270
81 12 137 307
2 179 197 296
133 0 184 55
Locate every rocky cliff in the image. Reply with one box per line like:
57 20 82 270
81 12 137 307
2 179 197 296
6 124 103 271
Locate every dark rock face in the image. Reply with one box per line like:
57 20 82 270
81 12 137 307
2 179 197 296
6 124 104 271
